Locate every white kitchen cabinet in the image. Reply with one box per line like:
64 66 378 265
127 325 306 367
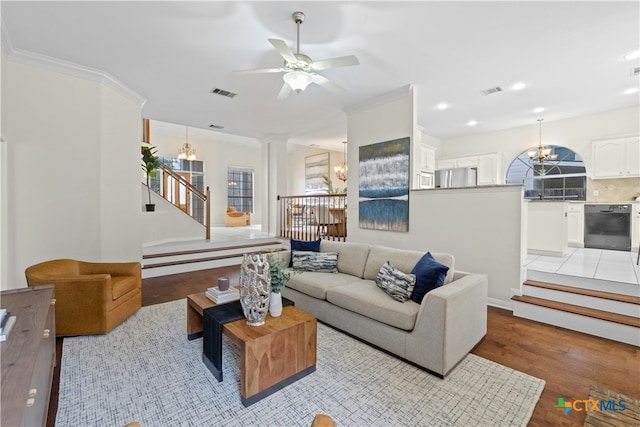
456 156 479 168
566 203 584 247
437 156 478 169
437 158 458 169
592 137 640 178
477 153 503 186
527 202 568 256
419 144 436 172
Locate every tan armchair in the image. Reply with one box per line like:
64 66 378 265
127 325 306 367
225 207 251 227
25 259 142 336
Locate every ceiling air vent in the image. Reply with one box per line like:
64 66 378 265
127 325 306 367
631 67 640 77
210 88 237 98
480 86 503 96
209 124 224 129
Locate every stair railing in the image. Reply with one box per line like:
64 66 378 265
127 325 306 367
145 163 211 240
277 194 347 242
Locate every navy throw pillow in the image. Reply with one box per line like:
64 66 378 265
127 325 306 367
410 252 449 304
289 238 321 267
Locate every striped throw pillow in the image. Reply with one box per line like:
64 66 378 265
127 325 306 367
375 261 416 303
292 251 339 273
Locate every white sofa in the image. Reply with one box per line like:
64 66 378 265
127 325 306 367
280 239 488 378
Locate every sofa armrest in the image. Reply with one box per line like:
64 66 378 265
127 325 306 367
407 272 488 376
30 275 112 334
79 261 141 283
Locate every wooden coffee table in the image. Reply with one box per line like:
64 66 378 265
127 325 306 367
186 292 317 406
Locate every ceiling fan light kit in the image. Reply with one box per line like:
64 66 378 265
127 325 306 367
283 70 313 92
235 11 359 98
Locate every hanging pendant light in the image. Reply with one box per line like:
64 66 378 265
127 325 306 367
527 119 556 166
177 126 197 160
334 140 348 182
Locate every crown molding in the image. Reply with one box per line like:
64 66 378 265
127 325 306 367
6 46 146 107
343 84 414 116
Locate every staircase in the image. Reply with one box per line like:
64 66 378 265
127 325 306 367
512 276 640 346
142 238 285 278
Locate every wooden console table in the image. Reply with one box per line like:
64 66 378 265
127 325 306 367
1 285 56 427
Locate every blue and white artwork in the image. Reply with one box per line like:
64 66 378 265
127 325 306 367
359 137 410 231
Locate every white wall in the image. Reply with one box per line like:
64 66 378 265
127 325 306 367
345 85 526 306
1 44 8 287
140 186 204 245
439 106 640 178
4 60 142 290
148 120 264 227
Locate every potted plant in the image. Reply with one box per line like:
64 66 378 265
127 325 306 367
266 253 294 317
141 145 161 211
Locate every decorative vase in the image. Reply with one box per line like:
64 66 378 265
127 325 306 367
239 254 271 326
269 292 283 317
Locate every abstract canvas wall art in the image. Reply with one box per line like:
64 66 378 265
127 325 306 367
359 137 410 231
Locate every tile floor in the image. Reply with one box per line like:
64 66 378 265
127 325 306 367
525 247 640 285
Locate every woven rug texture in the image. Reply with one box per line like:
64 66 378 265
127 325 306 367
56 299 545 427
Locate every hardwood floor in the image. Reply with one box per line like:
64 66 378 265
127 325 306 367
47 266 639 427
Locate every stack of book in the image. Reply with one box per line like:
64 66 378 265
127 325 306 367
205 286 240 304
0 308 16 342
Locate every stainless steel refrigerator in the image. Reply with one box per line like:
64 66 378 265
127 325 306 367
434 167 477 188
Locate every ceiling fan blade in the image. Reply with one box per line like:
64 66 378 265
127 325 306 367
311 74 345 94
311 55 360 71
233 67 287 75
277 83 292 99
268 38 297 63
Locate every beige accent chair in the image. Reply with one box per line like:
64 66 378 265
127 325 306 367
225 207 251 226
25 259 141 336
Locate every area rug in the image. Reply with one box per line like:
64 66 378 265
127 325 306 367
56 300 545 427
585 385 639 427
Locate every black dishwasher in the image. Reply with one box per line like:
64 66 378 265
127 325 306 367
584 204 631 251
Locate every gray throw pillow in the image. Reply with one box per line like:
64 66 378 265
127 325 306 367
292 251 338 273
376 261 416 302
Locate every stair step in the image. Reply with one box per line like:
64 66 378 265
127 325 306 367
141 239 286 279
523 280 640 305
143 241 281 260
511 295 640 328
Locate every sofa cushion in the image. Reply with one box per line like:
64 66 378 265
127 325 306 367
289 238 321 266
111 275 138 300
376 261 416 302
292 251 338 273
410 252 449 304
285 272 359 300
320 240 371 278
364 246 426 280
326 281 420 331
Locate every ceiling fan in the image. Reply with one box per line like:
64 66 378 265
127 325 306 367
234 11 359 99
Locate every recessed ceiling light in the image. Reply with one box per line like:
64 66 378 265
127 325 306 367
512 82 527 91
436 103 448 110
623 50 640 60
533 107 545 113
623 87 638 95
467 120 478 126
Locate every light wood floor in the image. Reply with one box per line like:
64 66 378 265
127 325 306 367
47 266 639 427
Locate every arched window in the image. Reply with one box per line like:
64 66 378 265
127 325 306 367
506 145 586 200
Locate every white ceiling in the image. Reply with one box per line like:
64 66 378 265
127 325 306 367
2 1 639 150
